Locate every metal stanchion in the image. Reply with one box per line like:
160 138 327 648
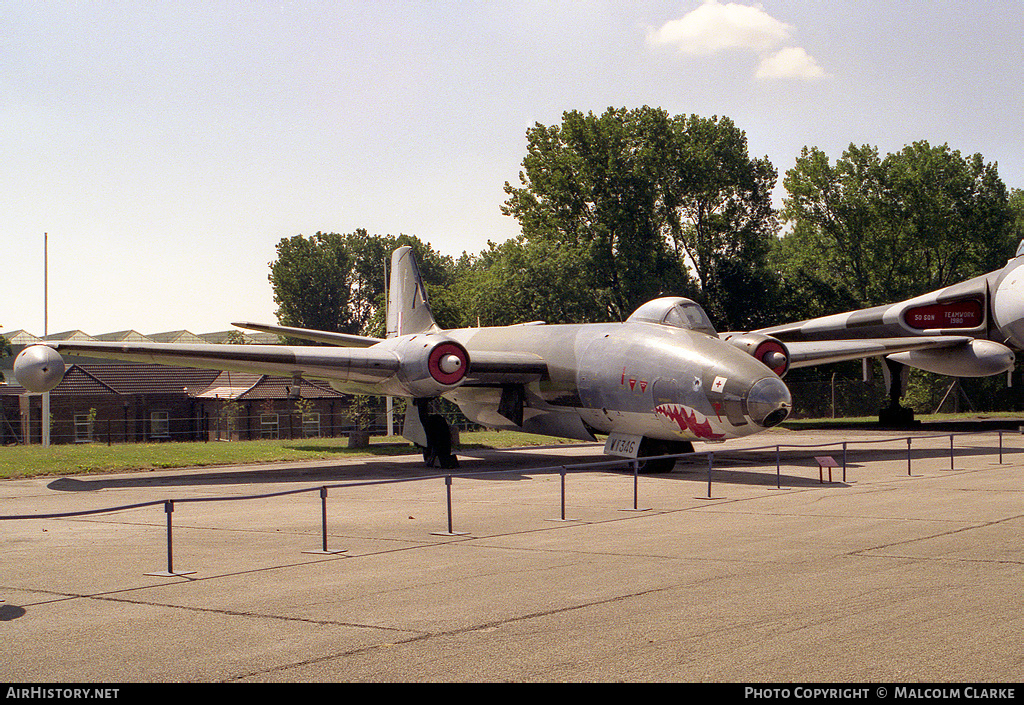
548 467 580 522
431 475 469 536
999 431 1003 464
304 486 347 555
621 459 651 512
776 445 781 489
145 500 195 577
907 437 912 476
842 442 847 482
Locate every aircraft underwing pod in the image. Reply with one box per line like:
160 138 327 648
720 332 790 377
886 339 1014 377
13 345 66 393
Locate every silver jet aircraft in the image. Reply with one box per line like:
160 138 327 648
13 247 986 470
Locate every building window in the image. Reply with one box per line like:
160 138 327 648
74 414 93 443
260 413 279 439
302 412 320 438
150 411 170 439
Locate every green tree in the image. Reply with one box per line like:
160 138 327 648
1009 188 1024 248
456 238 604 326
502 107 684 321
662 114 779 329
501 107 778 329
269 232 354 335
0 326 11 383
777 142 1017 417
269 230 458 338
779 142 1014 317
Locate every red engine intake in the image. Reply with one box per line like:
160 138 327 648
721 333 790 377
427 341 468 386
391 335 471 397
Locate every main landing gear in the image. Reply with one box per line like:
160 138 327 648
878 358 917 427
416 399 459 469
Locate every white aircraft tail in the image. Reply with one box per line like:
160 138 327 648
387 246 439 338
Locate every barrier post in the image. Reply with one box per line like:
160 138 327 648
707 453 713 499
999 431 1003 464
165 500 173 573
145 500 195 577
907 438 912 476
633 460 639 509
950 434 955 471
621 459 651 512
432 475 469 536
776 445 781 489
560 469 567 520
549 467 580 522
303 486 347 555
842 442 848 482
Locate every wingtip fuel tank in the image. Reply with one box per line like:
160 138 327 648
13 344 66 393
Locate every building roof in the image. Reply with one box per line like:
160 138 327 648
195 371 345 400
94 330 154 343
46 330 96 341
5 328 281 346
146 330 207 344
71 364 223 396
2 330 41 345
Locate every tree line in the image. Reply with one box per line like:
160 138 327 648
271 106 1023 337
268 107 1024 415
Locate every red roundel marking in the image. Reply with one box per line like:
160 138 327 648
428 342 468 385
754 340 788 376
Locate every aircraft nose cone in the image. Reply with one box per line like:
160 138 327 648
746 377 792 428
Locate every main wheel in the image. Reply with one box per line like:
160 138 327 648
635 439 693 474
424 414 458 468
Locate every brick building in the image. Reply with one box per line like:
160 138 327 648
1 363 356 445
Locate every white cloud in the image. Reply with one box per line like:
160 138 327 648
647 0 792 55
755 46 827 81
647 0 826 82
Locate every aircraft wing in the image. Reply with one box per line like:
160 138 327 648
17 339 550 396
232 321 384 348
784 336 974 369
41 340 400 385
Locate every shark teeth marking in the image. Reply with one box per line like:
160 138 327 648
655 403 726 440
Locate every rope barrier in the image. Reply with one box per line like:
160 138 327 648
0 429 1017 579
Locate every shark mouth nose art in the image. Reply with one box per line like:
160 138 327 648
655 404 725 439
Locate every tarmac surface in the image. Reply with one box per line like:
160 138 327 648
2 425 1023 682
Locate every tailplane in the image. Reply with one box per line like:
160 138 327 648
386 246 440 338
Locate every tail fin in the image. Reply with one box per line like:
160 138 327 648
386 246 440 338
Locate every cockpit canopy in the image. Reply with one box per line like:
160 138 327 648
626 297 717 335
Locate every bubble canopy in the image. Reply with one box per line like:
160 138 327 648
626 297 717 335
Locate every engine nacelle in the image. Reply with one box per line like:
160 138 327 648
390 335 470 397
887 339 1015 377
720 333 790 377
14 345 67 393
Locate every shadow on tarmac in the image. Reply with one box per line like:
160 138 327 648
44 434 1015 495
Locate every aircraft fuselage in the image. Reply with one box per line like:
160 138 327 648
446 320 791 444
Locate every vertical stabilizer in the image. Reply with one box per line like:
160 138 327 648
387 246 439 337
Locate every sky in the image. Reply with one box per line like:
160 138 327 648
4 1 1023 337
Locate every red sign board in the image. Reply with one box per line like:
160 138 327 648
904 300 983 330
